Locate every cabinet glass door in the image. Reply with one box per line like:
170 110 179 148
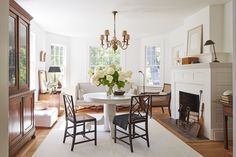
9 14 17 89
19 20 29 88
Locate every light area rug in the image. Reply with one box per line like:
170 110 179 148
33 114 202 157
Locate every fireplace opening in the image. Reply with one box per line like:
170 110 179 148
179 91 200 113
176 91 203 137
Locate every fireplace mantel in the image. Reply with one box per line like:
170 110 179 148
172 63 232 70
171 63 232 140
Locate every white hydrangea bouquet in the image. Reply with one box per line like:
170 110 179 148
88 64 132 96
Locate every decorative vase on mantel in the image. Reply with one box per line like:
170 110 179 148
106 86 114 96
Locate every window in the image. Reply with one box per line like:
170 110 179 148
145 46 161 86
89 46 121 69
50 44 66 86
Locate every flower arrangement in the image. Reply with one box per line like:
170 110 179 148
88 64 132 95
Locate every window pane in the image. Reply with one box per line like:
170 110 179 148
146 66 160 86
9 16 16 86
145 46 161 86
19 23 27 85
89 47 121 68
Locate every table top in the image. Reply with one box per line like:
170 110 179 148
83 92 133 104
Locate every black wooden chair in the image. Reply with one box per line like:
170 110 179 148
113 95 150 152
63 94 97 151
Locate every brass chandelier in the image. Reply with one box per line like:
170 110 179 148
100 11 130 52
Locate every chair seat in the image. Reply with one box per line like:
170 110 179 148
113 113 146 130
152 99 169 106
67 113 96 123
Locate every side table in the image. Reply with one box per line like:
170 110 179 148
222 103 233 149
39 91 61 116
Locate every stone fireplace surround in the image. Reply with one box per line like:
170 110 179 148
171 63 232 140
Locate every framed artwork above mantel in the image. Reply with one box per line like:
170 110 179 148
187 25 203 56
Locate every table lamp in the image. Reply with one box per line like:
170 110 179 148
204 40 219 63
48 66 61 91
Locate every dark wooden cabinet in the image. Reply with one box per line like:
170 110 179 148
9 91 35 156
8 1 34 156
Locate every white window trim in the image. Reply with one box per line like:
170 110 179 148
144 42 164 87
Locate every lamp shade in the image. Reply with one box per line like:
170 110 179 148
204 40 215 46
48 66 61 73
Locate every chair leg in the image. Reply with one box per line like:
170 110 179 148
71 123 76 151
83 121 85 137
83 122 85 137
161 107 164 113
168 107 171 117
133 124 135 138
150 106 153 118
145 121 150 147
63 120 68 143
114 125 117 143
94 120 97 145
129 124 133 153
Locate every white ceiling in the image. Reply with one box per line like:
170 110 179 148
16 0 230 39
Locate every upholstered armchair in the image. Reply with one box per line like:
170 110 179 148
145 83 171 118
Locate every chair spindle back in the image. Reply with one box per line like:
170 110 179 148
63 94 76 121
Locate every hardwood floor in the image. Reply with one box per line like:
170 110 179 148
16 107 232 157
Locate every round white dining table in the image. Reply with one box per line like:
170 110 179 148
83 92 133 137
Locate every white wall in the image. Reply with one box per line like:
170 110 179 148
31 21 47 100
123 38 141 84
31 22 47 70
233 0 236 156
209 5 224 53
223 1 233 54
69 37 90 87
0 0 9 156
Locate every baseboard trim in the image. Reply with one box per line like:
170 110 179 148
211 128 233 141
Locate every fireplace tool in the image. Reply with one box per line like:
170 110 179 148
176 104 191 128
188 90 203 137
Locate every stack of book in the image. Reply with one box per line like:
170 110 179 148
220 95 233 104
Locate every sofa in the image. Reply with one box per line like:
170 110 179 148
74 82 139 109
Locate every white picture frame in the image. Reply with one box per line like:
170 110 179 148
187 25 203 56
